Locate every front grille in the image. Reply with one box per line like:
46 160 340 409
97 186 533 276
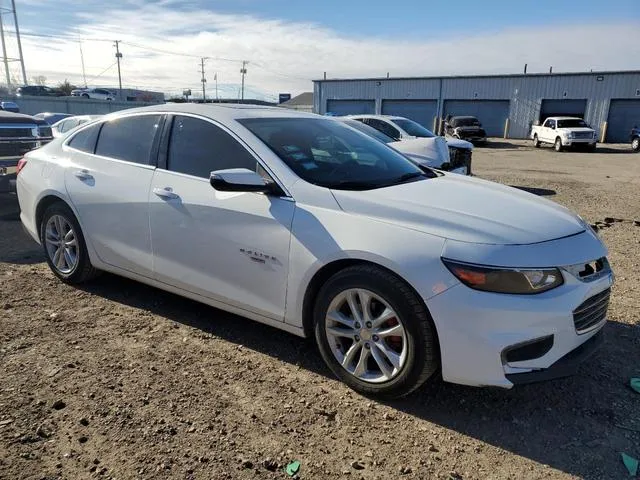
448 147 472 174
0 127 35 139
0 141 38 157
573 132 593 140
573 288 610 334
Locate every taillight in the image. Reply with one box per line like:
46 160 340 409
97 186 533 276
16 157 27 175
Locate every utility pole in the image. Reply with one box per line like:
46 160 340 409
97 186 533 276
214 72 218 102
240 61 248 101
114 40 123 100
79 38 87 87
0 9 10 87
199 57 207 103
10 0 25 84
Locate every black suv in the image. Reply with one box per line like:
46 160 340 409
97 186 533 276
631 126 639 152
16 85 63 97
444 115 487 144
0 111 53 192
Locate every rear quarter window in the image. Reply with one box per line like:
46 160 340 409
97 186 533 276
67 123 102 154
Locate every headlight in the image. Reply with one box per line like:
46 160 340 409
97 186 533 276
442 259 564 294
563 131 574 139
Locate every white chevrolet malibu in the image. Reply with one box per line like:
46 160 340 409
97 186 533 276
16 104 613 398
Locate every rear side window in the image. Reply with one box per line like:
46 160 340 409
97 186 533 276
95 114 162 165
68 123 102 153
166 115 257 178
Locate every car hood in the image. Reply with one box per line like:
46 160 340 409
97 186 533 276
390 137 449 167
331 174 585 245
445 137 473 150
558 127 594 132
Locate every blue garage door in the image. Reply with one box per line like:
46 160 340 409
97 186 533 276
443 100 510 137
381 100 438 130
326 100 375 116
606 99 640 143
539 99 587 122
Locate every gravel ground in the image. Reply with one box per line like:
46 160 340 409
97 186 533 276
1 140 639 480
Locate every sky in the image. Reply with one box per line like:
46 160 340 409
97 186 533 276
3 0 640 100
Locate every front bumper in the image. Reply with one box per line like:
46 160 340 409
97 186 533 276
563 138 596 146
0 158 19 193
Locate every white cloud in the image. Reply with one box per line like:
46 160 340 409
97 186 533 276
7 3 640 100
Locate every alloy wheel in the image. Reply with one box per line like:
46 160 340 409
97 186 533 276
325 288 408 383
44 215 79 274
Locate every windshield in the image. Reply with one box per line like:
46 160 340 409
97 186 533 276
239 118 431 190
389 118 435 138
341 119 396 144
455 117 481 127
557 119 589 128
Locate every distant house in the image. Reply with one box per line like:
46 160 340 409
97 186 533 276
279 92 313 113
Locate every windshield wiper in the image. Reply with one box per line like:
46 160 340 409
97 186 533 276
386 171 429 185
325 180 380 190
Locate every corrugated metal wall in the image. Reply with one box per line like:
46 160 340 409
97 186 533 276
315 72 640 141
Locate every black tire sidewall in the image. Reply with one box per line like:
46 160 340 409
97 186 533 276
313 266 437 398
40 203 91 283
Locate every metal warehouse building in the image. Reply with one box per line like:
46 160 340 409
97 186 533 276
313 70 640 143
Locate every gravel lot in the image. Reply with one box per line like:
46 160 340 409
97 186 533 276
1 140 639 480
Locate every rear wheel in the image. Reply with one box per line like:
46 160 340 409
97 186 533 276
632 137 640 152
40 202 99 284
533 134 540 148
554 137 563 152
82 93 89 99
314 265 439 398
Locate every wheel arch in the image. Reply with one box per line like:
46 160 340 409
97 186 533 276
300 258 440 352
35 194 70 235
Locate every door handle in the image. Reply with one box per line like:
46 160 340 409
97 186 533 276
153 187 179 200
74 169 93 180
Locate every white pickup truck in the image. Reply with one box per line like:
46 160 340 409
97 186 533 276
531 117 597 152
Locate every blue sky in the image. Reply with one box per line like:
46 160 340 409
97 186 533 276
9 0 640 99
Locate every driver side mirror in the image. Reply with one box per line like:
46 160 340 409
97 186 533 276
210 168 274 193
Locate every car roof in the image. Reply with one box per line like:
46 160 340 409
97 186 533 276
103 103 321 121
342 114 407 121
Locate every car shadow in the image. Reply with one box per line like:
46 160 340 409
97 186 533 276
77 273 639 480
479 140 524 149
592 146 636 155
510 185 557 196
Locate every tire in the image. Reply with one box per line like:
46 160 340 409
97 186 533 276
632 137 640 152
40 202 99 284
533 134 540 148
82 93 89 99
588 143 597 153
313 265 439 399
554 137 563 152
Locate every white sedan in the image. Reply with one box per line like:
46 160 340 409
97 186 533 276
51 115 102 138
16 104 613 398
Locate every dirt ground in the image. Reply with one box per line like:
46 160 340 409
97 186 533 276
1 140 639 480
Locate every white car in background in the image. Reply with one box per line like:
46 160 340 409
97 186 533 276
17 104 613 398
339 118 471 175
71 88 116 101
347 114 474 174
52 115 102 138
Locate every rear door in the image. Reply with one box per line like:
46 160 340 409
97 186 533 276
149 114 294 320
64 113 164 277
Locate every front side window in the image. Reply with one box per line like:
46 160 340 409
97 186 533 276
366 119 401 140
95 114 162 165
59 119 79 133
167 115 257 178
391 118 436 137
68 123 102 153
240 117 431 191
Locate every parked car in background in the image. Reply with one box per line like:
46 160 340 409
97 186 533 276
631 126 639 152
444 115 487 144
52 115 102 138
346 114 474 175
0 111 53 192
339 118 472 175
34 112 73 125
16 85 62 97
531 117 597 152
17 104 613 398
0 101 20 113
71 88 115 101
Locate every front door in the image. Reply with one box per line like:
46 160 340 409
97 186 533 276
64 114 163 277
149 114 294 321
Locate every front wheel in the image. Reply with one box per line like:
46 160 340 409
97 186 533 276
40 202 99 284
554 137 564 152
314 265 439 398
533 134 540 148
632 137 640 152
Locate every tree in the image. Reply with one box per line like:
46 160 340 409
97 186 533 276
32 75 47 86
57 79 78 96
